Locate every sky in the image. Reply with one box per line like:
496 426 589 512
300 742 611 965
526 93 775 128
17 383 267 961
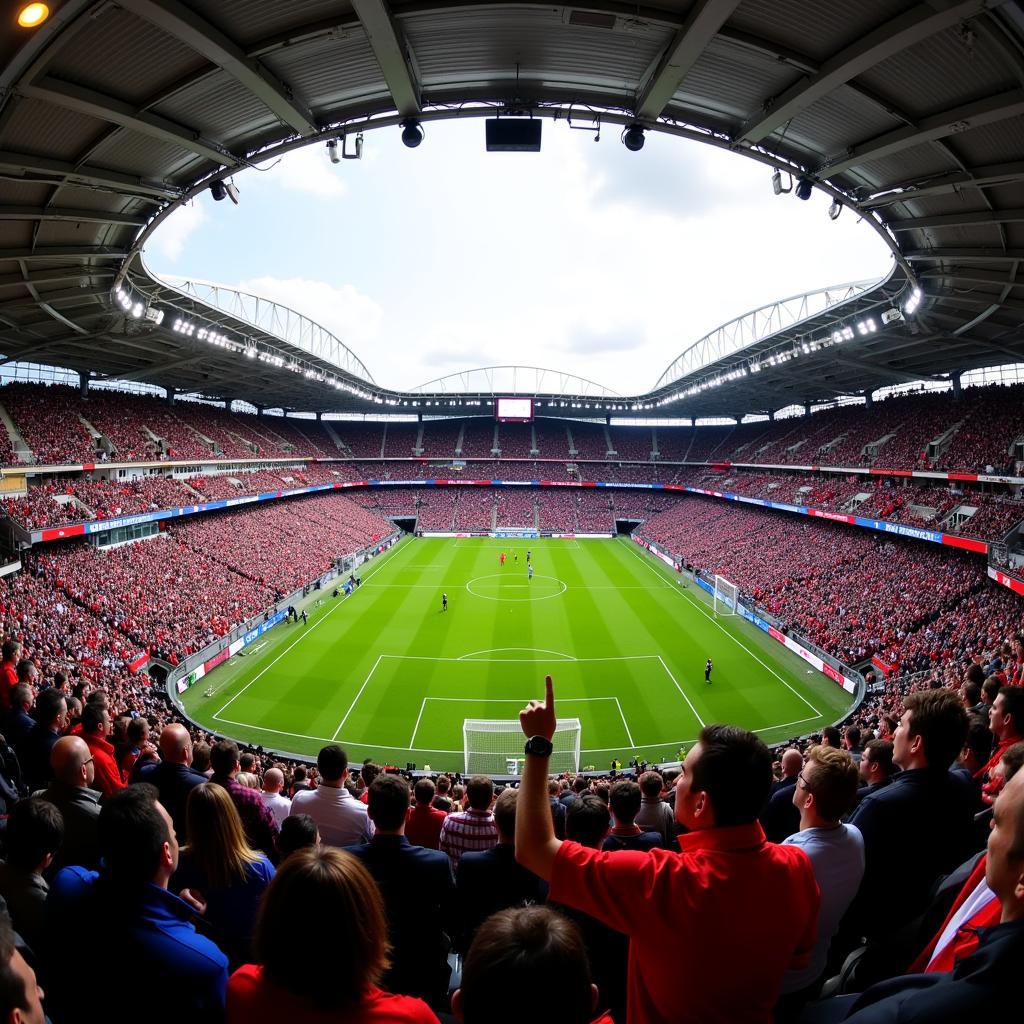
148 118 892 397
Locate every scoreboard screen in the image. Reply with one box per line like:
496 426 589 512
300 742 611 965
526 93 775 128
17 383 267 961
495 397 534 422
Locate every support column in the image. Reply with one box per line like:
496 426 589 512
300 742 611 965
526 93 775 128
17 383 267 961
863 390 873 409
78 371 89 398
952 372 963 399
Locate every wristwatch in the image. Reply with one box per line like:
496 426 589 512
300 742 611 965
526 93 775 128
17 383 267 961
524 735 554 757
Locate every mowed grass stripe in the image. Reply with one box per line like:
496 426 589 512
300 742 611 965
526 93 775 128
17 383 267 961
181 536 853 768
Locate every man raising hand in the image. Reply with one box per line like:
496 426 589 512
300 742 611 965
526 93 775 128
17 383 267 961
515 676 820 1024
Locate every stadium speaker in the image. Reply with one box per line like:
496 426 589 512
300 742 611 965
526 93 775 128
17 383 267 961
621 124 646 151
795 177 814 201
401 119 424 148
210 180 227 201
485 118 542 152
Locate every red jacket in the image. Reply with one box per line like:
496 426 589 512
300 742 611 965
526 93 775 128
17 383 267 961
83 733 127 797
974 734 1024 780
405 803 448 850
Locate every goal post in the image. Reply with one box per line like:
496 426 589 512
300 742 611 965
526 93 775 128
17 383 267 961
713 574 740 616
463 718 582 775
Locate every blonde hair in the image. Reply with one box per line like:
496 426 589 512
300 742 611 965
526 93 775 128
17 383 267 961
182 782 261 887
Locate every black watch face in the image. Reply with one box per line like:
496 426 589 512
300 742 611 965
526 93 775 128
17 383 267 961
526 737 552 755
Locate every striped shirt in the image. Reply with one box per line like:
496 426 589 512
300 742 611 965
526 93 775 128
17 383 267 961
439 808 498 868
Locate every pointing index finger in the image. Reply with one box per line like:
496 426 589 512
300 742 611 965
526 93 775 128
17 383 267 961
545 674 554 711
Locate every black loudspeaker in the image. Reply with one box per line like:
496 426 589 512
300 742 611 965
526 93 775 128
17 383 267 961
486 118 542 151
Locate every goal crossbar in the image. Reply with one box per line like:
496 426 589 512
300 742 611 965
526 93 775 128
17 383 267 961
713 574 739 616
463 717 582 775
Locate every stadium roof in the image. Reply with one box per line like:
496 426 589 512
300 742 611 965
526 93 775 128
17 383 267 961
2 0 1024 419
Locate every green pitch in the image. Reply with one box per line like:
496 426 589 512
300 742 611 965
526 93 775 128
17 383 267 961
181 536 854 771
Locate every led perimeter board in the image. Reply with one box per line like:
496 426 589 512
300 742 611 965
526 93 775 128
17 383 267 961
495 397 534 423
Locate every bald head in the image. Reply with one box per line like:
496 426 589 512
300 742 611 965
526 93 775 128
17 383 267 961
262 767 285 793
158 723 192 765
51 735 94 788
781 749 803 778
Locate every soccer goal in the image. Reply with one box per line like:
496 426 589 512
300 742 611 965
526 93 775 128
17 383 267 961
463 718 582 775
713 574 740 616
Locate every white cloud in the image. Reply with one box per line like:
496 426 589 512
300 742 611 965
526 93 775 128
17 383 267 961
147 199 206 263
233 275 383 378
248 144 347 198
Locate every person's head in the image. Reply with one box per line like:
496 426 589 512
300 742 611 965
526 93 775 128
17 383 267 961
9 684 32 713
0 913 45 1024
158 723 192 766
894 689 968 771
962 679 982 708
990 686 1024 742
262 767 285 794
982 675 1003 707
843 726 862 750
676 724 772 830
3 798 64 874
316 744 348 784
360 761 380 788
126 717 149 747
998 741 1024 785
572 776 589 795
413 777 435 805
965 662 986 688
183 782 259 888
609 780 642 827
548 779 560 797
1 639 21 664
209 739 240 777
793 745 860 825
366 774 410 833
821 726 842 748
638 771 664 798
435 774 451 795
278 814 320 859
466 775 494 811
79 703 110 739
960 714 995 773
50 734 94 789
32 687 66 732
292 765 307 786
879 714 898 740
492 787 518 843
191 741 211 774
565 794 611 849
859 738 895 785
256 848 389 1011
14 660 35 687
98 784 177 888
780 748 803 779
239 752 256 774
453 906 597 1024
985 767 1024 923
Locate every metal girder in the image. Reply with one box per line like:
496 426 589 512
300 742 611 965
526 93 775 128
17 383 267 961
832 353 943 385
737 0 993 144
918 265 1022 286
120 0 317 135
890 207 1024 230
905 247 1024 261
635 0 740 122
0 205 147 227
861 161 1024 208
0 246 128 261
0 268 114 291
817 90 1024 179
105 351 211 384
21 81 239 168
0 286 108 310
0 150 180 201
351 0 421 116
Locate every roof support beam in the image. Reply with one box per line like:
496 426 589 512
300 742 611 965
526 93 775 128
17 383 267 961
104 352 211 384
905 247 1024 262
120 0 317 134
832 354 943 385
860 161 1024 209
636 0 740 121
0 246 128 262
0 268 114 291
21 81 239 168
0 150 179 201
737 0 995 144
0 206 147 227
351 0 422 116
890 208 1024 230
817 90 1024 180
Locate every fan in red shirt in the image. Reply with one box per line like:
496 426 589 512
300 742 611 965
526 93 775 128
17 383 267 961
0 638 22 711
976 687 1024 786
515 677 820 1024
406 778 448 849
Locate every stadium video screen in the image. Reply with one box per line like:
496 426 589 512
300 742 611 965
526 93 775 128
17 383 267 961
495 397 534 422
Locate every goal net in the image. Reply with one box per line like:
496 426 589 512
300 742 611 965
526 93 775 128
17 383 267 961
713 574 739 616
463 718 582 775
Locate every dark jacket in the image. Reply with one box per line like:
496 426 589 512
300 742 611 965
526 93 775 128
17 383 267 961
137 760 208 841
34 781 101 876
456 842 548 951
345 834 456 1004
17 723 60 793
760 776 800 843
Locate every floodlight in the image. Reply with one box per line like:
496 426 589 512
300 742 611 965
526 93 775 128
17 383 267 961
210 181 227 201
326 139 340 164
622 124 646 151
795 177 814 201
224 181 240 205
400 119 424 148
771 169 792 195
17 4 49 28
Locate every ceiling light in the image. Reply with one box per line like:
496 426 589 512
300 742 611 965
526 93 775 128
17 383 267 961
17 4 49 28
622 124 646 152
400 119 424 148
326 139 340 164
795 177 814 201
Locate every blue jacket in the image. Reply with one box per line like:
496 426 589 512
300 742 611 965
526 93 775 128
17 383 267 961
46 867 228 1023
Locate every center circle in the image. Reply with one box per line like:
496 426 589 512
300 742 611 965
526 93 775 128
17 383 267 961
465 573 568 602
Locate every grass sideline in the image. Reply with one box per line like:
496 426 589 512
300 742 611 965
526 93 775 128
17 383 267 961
180 536 854 770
